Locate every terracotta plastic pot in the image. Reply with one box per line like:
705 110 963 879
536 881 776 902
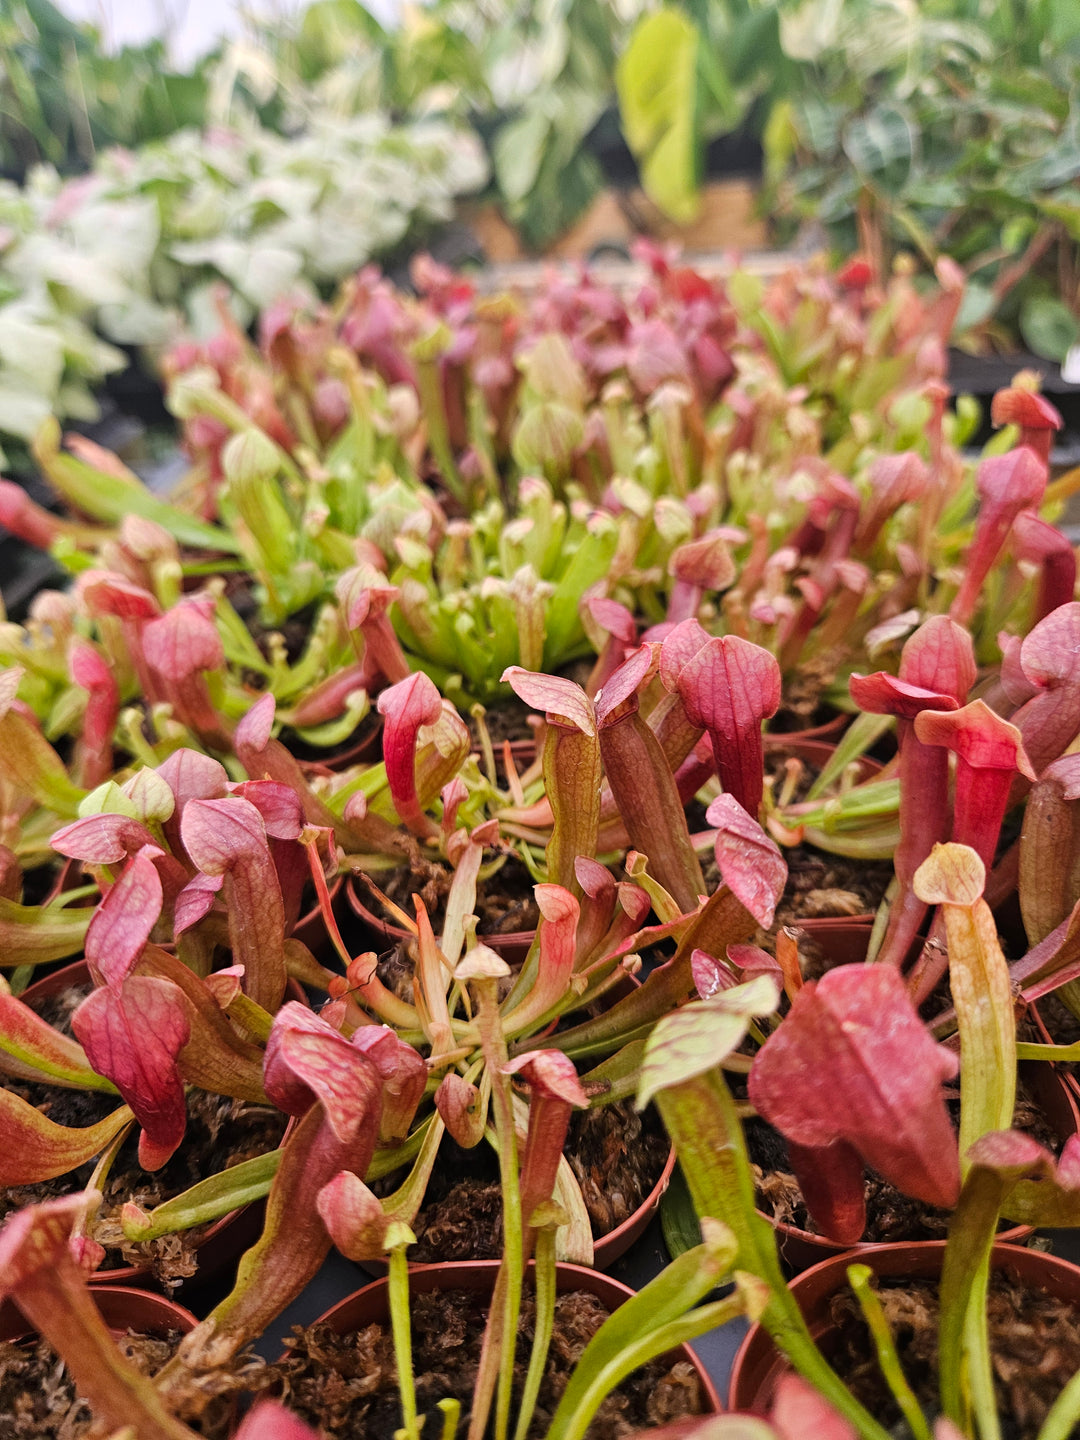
294 714 384 774
290 872 345 962
763 737 885 929
293 1259 722 1415
729 1240 1080 1415
757 1058 1079 1272
1030 999 1080 1105
0 1284 198 1344
6 960 293 1291
345 873 536 965
765 712 850 744
593 1142 677 1269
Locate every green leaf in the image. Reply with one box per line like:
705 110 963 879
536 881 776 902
546 1226 738 1440
660 1162 703 1259
493 109 550 207
637 976 780 1108
122 1147 282 1240
616 7 701 224
1020 295 1080 362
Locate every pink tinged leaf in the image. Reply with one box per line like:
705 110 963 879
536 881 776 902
692 948 737 997
897 614 977 704
435 1072 486 1148
0 479 64 549
573 857 617 965
263 1003 383 1147
0 1192 89 1300
155 745 229 806
585 595 637 646
181 796 288 1012
50 813 159 865
0 988 109 1089
86 849 164 987
69 1234 106 1276
316 1169 390 1262
234 1403 322 1440
991 387 1063 464
848 672 958 721
504 1049 589 1238
1000 633 1039 706
75 571 160 621
915 700 1036 868
667 532 736 623
504 885 580 1036
412 895 455 1053
350 1027 427 1143
1012 512 1077 625
227 781 304 839
0 673 85 817
262 1002 330 1115
0 1088 132 1184
335 566 410 684
203 967 244 1008
502 668 596 734
786 1136 867 1246
142 596 224 680
706 794 787 929
658 618 711 692
724 944 783 986
1011 601 1080 777
441 775 468 836
949 447 1048 625
772 1374 860 1440
69 641 118 790
177 1050 385 1371
72 977 190 1170
0 1194 195 1440
855 452 928 553
675 636 781 816
376 672 444 837
173 872 223 934
748 964 961 1210
235 691 277 752
595 644 660 724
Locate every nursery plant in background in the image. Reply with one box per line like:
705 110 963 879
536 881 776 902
619 0 1080 361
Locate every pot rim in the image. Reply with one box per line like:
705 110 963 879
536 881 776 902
10 959 290 1289
728 1238 1080 1414
753 1059 1078 1266
288 1257 723 1415
0 1283 199 1345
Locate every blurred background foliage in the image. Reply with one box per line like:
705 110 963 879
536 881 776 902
0 0 1077 463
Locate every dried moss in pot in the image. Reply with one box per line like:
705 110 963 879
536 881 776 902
0 1085 288 1287
377 854 542 942
273 1288 706 1439
746 1079 1064 1245
828 1272 1080 1439
0 1327 248 1439
373 1102 669 1264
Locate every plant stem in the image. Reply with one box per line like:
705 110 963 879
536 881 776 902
551 1292 749 1440
655 1071 892 1440
513 1227 557 1440
1037 1368 1080 1440
847 1264 932 1440
388 1244 420 1440
467 981 522 1440
438 1399 462 1440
